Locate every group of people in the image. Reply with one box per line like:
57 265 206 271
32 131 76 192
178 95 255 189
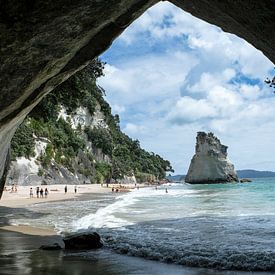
111 187 119 193
64 185 78 194
29 185 77 198
30 187 49 198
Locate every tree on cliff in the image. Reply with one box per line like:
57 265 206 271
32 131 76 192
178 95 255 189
11 59 174 182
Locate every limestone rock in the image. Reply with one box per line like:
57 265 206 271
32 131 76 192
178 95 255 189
185 132 238 184
63 232 103 250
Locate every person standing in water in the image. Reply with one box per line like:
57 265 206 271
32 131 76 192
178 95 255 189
30 188 33 198
165 188 168 193
64 185 67 194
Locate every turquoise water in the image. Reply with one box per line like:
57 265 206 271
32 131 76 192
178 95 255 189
8 178 275 271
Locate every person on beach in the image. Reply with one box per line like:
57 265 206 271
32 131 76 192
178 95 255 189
40 188 44 198
36 187 40 198
45 188 48 198
65 185 67 194
112 187 114 192
74 185 77 194
30 188 33 198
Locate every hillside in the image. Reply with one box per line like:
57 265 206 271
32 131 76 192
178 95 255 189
237 170 275 178
8 60 173 186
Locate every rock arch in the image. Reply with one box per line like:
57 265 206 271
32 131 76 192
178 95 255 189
0 0 274 196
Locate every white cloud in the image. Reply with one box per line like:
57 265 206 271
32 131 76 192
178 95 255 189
111 104 125 114
99 1 275 173
167 96 217 122
98 52 198 106
123 123 145 134
239 84 261 100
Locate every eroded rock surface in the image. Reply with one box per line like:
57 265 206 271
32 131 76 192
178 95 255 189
185 132 238 184
0 0 274 196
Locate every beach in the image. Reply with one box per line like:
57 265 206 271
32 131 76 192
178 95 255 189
2 181 275 274
0 184 116 208
0 182 210 275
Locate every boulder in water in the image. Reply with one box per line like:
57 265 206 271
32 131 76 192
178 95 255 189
185 132 238 184
63 232 103 250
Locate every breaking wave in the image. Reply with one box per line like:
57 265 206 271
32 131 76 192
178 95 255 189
74 179 275 271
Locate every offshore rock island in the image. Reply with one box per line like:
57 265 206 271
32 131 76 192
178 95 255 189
185 132 238 184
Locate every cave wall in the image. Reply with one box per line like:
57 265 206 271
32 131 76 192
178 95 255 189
0 0 274 197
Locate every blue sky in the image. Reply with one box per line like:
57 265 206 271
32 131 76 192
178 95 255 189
98 1 275 174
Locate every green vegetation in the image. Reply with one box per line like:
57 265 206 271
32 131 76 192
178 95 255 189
11 122 35 160
11 59 173 183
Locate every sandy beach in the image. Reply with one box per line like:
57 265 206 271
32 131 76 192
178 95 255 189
0 183 146 208
0 184 111 208
0 183 146 236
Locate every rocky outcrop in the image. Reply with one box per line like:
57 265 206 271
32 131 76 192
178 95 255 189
0 0 274 197
240 178 252 183
185 132 238 184
63 232 103 250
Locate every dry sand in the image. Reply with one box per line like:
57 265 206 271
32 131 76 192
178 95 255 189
0 183 139 208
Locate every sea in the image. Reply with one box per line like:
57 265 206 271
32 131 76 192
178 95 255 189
3 178 275 274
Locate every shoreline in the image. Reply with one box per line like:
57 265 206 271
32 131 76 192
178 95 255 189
0 183 150 236
0 182 273 275
0 183 147 208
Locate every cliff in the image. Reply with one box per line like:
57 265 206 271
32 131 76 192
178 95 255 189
185 132 238 184
7 62 173 186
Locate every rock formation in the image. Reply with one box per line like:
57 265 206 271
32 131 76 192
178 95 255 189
185 132 238 184
0 0 274 196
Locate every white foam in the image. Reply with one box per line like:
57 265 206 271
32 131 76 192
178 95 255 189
73 187 201 230
73 192 137 229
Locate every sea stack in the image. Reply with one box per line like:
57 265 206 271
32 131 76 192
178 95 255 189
185 132 238 184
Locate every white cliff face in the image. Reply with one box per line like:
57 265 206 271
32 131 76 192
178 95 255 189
185 132 238 183
58 104 107 130
7 102 112 186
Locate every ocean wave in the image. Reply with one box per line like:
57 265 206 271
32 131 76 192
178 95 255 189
94 215 275 271
101 229 275 271
73 187 202 230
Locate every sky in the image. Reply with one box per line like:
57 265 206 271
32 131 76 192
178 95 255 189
97 1 275 174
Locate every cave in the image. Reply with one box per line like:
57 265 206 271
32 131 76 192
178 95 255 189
0 0 275 197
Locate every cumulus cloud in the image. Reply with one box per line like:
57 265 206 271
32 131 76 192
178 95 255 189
123 123 146 134
98 1 275 173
